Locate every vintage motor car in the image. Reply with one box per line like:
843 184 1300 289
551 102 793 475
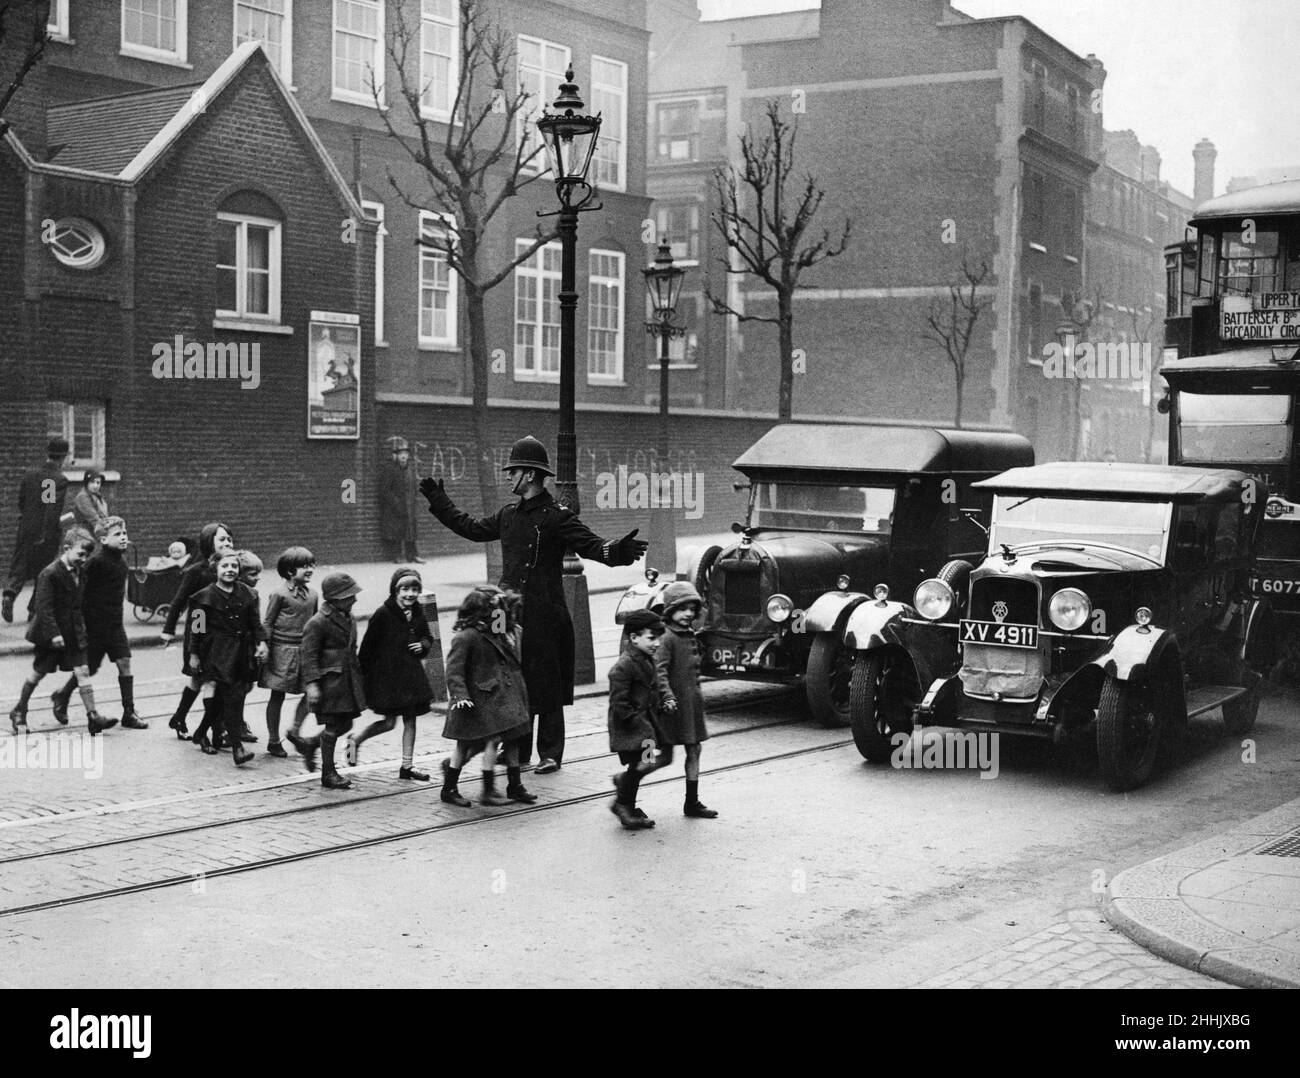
615 423 1033 726
844 461 1271 790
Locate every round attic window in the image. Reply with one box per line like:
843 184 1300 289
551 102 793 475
48 217 107 269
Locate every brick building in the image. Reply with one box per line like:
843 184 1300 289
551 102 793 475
649 0 1113 460
1082 130 1193 463
1 37 378 564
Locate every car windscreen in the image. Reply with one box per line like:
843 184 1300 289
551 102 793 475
1178 392 1292 464
990 495 1171 563
752 482 895 534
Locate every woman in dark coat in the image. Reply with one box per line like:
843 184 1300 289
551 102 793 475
354 567 434 780
439 586 536 807
162 522 236 738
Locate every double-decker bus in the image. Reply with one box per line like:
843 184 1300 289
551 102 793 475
1163 179 1300 660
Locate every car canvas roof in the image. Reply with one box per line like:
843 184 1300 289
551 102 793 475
975 461 1250 500
732 425 1033 478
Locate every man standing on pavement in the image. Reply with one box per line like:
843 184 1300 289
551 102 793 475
379 436 422 564
419 435 648 774
3 437 71 623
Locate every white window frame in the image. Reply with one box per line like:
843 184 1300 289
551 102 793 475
120 0 188 65
590 56 627 193
516 35 571 175
587 248 625 383
361 199 386 345
233 0 293 85
419 0 459 121
418 210 458 349
332 0 384 108
48 401 106 469
215 212 282 322
47 0 70 40
513 239 561 381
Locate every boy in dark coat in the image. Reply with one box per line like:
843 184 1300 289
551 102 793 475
9 527 116 735
440 586 536 807
420 435 648 775
607 609 673 830
354 567 435 780
654 582 717 819
300 572 366 789
184 551 266 766
49 516 148 729
3 437 70 623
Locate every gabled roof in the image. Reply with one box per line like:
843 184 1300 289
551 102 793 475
732 424 1033 476
975 461 1249 500
47 84 200 174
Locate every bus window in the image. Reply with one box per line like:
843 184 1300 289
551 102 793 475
1218 229 1280 296
1286 223 1300 290
1178 392 1292 463
1198 232 1218 297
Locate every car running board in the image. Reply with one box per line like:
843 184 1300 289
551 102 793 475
1184 685 1248 718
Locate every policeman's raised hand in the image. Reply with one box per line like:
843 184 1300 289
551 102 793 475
418 476 445 504
615 528 650 564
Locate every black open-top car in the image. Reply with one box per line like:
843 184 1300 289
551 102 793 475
616 423 1032 726
844 461 1271 790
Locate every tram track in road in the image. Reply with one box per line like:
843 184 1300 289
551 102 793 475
0 692 804 866
0 720 850 919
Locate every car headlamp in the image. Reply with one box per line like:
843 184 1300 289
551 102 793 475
765 593 793 622
1048 588 1091 632
913 579 954 621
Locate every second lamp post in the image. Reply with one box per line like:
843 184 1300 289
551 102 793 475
644 239 688 574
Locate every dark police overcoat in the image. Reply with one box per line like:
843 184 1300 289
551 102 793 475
424 487 628 714
10 460 69 578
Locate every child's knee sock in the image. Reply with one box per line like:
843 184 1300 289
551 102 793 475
320 730 338 773
618 764 643 805
507 766 523 790
54 675 77 703
15 677 38 712
171 684 199 724
686 779 700 804
118 675 135 713
266 692 284 742
76 680 98 715
195 695 220 740
482 768 497 793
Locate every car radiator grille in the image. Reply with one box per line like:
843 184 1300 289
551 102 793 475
961 577 1045 703
968 576 1039 625
721 566 763 615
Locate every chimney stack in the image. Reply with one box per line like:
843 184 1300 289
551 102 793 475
1193 138 1217 205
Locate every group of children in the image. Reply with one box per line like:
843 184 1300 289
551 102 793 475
7 517 720 830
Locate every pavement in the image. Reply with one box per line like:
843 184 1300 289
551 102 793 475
1103 795 1300 989
0 532 732 658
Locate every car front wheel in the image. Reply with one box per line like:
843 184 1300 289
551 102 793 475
1096 674 1163 791
848 650 917 762
805 633 852 728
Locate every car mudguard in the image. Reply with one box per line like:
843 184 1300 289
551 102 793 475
614 578 670 624
802 590 868 634
1092 625 1180 683
843 599 911 652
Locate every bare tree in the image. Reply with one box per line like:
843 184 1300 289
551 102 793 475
0 0 50 130
706 99 851 421
922 251 992 429
375 0 556 576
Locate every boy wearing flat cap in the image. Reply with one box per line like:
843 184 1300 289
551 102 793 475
607 609 674 830
300 572 366 789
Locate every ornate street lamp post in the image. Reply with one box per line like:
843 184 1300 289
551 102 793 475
535 67 601 516
536 68 601 680
643 240 687 572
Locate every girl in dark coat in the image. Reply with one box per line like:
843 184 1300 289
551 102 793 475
354 567 434 780
183 551 267 766
162 522 235 738
654 582 717 819
440 586 536 807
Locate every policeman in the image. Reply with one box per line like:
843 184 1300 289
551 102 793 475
420 435 647 773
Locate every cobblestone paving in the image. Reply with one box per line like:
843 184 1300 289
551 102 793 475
916 908 1228 988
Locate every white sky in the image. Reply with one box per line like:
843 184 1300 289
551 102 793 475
698 0 1300 198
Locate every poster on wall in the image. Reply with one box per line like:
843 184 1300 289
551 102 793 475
307 311 361 440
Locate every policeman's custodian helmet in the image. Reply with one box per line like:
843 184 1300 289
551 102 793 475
501 435 555 477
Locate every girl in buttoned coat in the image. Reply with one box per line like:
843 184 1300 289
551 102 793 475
441 586 536 808
654 582 717 819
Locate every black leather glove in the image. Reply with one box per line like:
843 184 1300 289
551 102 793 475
615 528 649 564
418 476 444 504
